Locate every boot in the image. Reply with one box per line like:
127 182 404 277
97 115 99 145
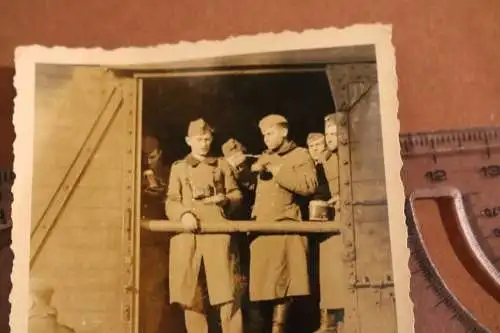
271 302 290 333
314 309 338 333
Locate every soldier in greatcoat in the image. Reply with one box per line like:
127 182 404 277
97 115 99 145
249 114 319 333
165 118 244 333
306 114 349 333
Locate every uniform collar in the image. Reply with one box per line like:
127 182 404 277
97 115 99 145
267 140 297 156
185 153 218 167
326 148 338 160
314 149 337 165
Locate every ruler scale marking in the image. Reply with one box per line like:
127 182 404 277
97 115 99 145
402 125 500 332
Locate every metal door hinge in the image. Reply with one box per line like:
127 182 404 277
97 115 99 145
124 284 138 294
124 256 133 265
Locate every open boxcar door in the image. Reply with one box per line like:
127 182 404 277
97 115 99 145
30 65 139 333
326 63 397 333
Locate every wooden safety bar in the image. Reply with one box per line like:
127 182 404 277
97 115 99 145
141 220 341 234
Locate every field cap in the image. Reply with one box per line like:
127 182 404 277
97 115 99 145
307 132 325 145
222 138 246 158
258 114 288 132
187 118 214 137
324 113 338 128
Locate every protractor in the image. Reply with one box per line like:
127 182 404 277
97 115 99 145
401 127 500 333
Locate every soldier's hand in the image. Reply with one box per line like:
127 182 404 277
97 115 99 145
251 161 266 172
180 213 198 231
144 186 165 196
328 195 341 210
202 193 228 206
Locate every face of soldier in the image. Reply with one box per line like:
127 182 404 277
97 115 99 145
186 132 213 157
307 138 327 161
262 125 288 151
325 124 338 151
142 135 161 156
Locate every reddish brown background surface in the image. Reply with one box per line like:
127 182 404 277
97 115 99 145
1 1 500 332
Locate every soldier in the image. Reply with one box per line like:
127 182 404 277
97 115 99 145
28 279 75 333
249 114 318 333
221 138 263 333
165 118 243 333
306 114 348 333
141 132 169 220
139 132 176 333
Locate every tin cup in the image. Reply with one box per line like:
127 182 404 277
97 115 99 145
144 169 158 188
309 200 332 221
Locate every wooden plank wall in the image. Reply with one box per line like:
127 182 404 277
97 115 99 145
31 65 129 332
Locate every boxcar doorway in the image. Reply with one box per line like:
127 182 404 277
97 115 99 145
138 68 337 333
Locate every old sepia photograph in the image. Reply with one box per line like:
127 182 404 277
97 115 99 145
11 27 411 333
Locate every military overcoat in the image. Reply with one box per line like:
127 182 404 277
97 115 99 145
319 150 350 309
165 154 243 308
249 140 318 301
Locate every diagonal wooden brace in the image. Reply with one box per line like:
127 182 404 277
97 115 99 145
30 85 124 267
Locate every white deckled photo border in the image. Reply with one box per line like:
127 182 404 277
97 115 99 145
12 24 410 333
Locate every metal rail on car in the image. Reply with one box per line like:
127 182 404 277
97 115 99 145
141 220 341 234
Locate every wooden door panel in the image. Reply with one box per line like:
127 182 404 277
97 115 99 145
30 65 138 333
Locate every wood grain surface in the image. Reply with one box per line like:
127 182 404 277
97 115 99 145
1 1 500 332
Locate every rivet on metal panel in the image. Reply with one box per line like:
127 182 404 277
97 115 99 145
124 284 136 293
343 160 349 165
123 305 131 321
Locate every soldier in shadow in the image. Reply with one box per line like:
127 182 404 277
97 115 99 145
221 138 264 333
139 132 185 333
141 132 169 220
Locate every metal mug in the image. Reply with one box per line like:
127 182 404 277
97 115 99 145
144 169 159 189
309 200 332 221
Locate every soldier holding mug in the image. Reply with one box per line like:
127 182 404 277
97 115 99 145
165 118 244 333
249 114 319 333
306 114 349 333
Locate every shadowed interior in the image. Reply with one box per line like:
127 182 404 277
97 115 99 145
139 71 336 333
